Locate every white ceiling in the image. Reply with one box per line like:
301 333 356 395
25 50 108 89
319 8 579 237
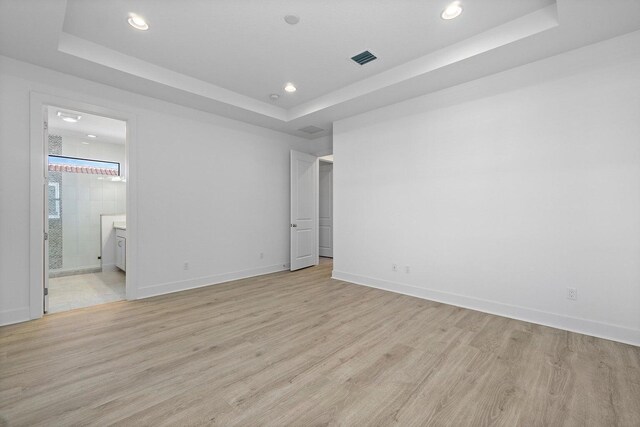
61 0 553 108
2 0 640 139
48 108 127 145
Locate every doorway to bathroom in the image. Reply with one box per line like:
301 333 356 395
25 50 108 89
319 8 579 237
44 107 128 313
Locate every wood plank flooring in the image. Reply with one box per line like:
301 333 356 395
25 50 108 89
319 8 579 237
1 260 639 426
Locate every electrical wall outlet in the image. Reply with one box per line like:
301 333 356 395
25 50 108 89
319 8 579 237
567 287 577 300
260 252 264 259
392 264 398 272
183 262 189 271
405 266 410 274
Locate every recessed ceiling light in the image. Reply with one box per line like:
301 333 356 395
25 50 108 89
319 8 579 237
284 83 297 93
81 141 90 145
441 2 462 20
128 13 149 30
269 93 280 101
284 15 300 25
57 111 81 123
87 134 97 138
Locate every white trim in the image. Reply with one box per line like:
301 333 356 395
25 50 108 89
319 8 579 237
0 307 31 327
29 97 44 319
49 266 101 278
332 271 640 347
101 264 119 272
29 92 138 319
136 264 288 299
315 156 320 266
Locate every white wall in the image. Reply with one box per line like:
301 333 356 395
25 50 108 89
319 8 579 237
55 137 126 272
0 55 319 325
333 32 640 345
312 135 333 156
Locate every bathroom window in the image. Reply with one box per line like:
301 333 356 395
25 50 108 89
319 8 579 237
48 155 120 176
48 182 60 219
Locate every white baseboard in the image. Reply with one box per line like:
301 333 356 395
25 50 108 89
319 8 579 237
49 266 102 278
332 271 640 347
0 307 31 327
136 263 288 299
101 263 119 272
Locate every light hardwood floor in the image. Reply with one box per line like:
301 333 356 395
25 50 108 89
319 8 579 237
1 260 639 426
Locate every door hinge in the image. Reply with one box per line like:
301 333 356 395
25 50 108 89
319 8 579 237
44 232 48 241
43 121 48 131
44 288 48 296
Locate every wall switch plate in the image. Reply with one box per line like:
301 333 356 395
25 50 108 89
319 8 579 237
260 252 264 259
405 266 410 273
567 287 577 300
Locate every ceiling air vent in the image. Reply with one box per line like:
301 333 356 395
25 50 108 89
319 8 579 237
298 125 324 134
351 50 377 65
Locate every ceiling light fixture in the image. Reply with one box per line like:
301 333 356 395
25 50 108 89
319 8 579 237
128 13 149 30
57 111 81 123
87 134 97 138
269 93 280 101
284 83 297 93
284 15 300 25
441 2 463 20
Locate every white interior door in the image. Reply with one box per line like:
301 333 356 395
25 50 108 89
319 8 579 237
319 161 333 257
43 111 49 313
290 150 318 271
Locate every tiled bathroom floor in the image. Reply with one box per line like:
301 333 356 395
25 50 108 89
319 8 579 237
48 270 125 313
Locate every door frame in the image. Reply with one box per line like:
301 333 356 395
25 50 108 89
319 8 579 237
29 92 138 319
318 159 333 258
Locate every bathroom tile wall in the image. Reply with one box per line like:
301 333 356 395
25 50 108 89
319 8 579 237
48 134 63 270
